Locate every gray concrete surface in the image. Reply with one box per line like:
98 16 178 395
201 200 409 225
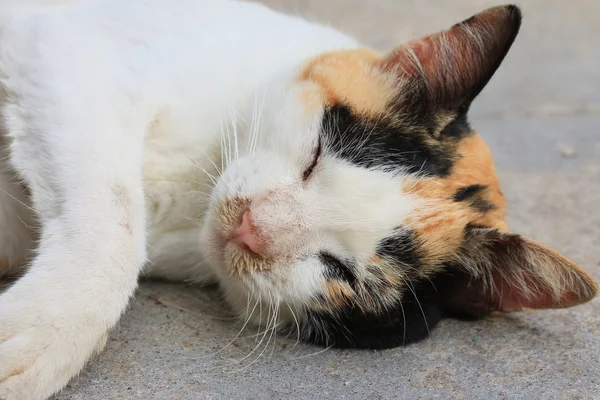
7 1 600 399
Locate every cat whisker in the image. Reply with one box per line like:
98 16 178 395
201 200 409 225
249 89 267 156
225 293 275 371
288 344 332 361
249 91 260 156
201 294 263 371
402 264 437 292
146 142 221 198
243 288 254 325
285 303 301 351
225 116 233 168
220 117 231 169
246 91 257 155
398 293 407 346
17 213 41 232
192 296 260 361
268 296 280 360
196 146 223 177
395 270 430 337
0 187 36 213
256 90 267 155
230 295 280 373
186 190 217 203
219 119 227 171
191 160 218 186
229 107 240 163
416 157 429 176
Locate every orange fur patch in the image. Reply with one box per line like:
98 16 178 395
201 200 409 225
452 134 507 230
325 280 354 309
404 132 508 266
298 49 395 117
379 260 404 287
367 254 382 264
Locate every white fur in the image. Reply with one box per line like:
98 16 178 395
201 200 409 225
0 1 417 398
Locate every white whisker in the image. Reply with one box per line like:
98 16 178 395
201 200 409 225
288 344 332 360
0 187 35 212
285 303 301 351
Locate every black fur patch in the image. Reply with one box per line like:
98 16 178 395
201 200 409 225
300 279 441 349
471 197 497 214
453 184 487 202
321 104 462 176
298 263 497 349
297 228 438 349
439 113 473 138
297 226 515 349
319 252 357 286
453 184 497 213
376 228 422 270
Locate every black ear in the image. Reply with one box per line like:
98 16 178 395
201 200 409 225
437 227 598 319
381 5 522 116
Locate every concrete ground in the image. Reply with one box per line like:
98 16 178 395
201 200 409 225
8 0 600 399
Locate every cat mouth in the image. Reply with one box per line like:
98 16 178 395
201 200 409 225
222 242 275 276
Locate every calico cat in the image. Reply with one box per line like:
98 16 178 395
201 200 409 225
0 1 597 398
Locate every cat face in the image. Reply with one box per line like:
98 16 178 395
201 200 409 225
200 5 597 349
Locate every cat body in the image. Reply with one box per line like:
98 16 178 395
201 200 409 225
0 1 596 399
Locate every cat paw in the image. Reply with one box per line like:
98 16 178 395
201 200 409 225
0 302 108 400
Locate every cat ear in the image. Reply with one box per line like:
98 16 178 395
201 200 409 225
440 227 598 318
380 5 522 115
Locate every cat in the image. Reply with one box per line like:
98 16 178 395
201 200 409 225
0 0 597 398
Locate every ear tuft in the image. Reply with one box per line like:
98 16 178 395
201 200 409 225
381 5 522 115
441 227 598 318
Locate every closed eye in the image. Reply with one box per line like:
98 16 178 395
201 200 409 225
302 136 322 181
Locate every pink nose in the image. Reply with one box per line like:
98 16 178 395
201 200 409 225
228 210 265 255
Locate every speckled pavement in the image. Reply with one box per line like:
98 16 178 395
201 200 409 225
4 1 600 399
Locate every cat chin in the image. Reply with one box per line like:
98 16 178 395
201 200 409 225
209 265 301 329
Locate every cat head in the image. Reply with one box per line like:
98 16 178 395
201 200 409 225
200 5 598 349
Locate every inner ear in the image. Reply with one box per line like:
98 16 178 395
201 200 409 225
380 5 522 117
436 227 598 319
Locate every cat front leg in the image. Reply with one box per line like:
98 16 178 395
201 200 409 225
0 98 147 399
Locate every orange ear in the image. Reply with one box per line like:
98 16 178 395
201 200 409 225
381 5 522 114
441 227 598 317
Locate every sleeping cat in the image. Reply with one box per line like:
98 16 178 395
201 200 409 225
0 0 597 398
